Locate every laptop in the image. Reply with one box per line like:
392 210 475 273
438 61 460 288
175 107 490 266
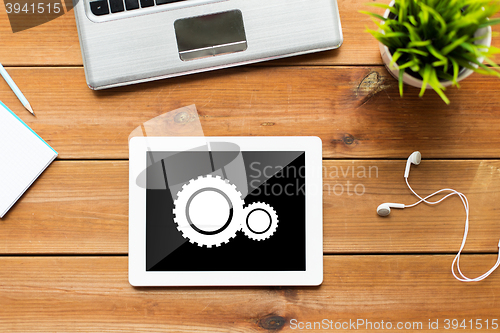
73 0 343 90
129 137 323 286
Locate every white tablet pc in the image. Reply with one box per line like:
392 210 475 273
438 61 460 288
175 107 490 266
129 137 323 286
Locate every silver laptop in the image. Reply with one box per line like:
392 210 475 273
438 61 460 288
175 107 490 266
73 0 343 90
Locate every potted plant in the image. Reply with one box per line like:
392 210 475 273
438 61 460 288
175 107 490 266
362 0 500 104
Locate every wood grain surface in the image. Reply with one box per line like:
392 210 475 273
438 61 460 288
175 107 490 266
2 160 499 255
1 0 500 331
1 256 500 332
0 0 498 66
1 67 500 159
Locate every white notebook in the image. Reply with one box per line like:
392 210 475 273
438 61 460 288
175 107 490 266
0 101 58 218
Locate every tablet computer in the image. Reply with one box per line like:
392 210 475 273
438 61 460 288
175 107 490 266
129 136 322 286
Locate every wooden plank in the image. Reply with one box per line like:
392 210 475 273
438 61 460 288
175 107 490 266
0 0 498 66
2 67 500 159
0 7 82 66
2 160 500 255
0 161 127 254
0 255 499 332
325 159 500 254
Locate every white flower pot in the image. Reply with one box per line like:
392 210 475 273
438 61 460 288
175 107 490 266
379 1 492 89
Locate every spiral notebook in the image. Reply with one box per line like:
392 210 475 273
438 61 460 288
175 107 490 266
0 101 58 218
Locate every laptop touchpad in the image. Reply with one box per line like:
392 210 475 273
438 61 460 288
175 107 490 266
174 10 247 61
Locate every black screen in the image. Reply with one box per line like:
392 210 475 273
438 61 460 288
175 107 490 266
145 151 306 271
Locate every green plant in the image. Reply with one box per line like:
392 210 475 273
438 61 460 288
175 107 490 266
361 0 500 104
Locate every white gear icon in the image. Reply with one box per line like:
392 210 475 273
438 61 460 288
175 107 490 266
173 175 245 248
241 202 279 241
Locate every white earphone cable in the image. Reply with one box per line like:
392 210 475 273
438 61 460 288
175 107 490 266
405 178 500 282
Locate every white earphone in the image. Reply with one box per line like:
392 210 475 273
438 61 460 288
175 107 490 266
377 151 500 282
376 203 405 217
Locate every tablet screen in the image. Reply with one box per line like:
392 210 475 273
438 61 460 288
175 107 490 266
145 151 306 272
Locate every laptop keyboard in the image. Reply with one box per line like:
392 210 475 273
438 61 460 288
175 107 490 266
90 0 187 15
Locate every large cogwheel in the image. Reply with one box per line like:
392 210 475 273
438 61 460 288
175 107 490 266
241 202 279 241
173 175 244 248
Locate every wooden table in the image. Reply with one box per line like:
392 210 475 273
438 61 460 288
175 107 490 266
2 1 500 331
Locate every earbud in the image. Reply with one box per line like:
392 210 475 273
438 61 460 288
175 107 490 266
404 151 421 178
377 203 405 217
377 150 500 282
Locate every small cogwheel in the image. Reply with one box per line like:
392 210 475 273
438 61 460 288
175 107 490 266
242 202 279 241
173 175 245 248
